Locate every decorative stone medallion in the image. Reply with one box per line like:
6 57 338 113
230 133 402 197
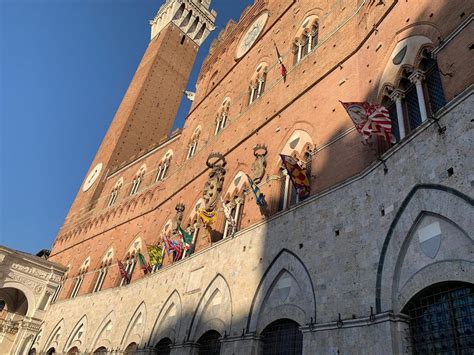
82 162 103 192
236 12 269 59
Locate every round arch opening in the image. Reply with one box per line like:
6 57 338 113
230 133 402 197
0 287 29 316
155 337 172 355
197 330 221 355
402 281 474 354
124 342 138 354
261 318 303 355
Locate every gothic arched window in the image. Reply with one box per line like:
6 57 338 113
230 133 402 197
294 17 319 64
215 98 230 135
249 63 268 105
107 178 123 207
156 151 173 182
130 166 146 196
387 47 446 141
187 127 201 159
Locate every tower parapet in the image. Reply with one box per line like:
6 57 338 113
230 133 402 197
150 0 217 45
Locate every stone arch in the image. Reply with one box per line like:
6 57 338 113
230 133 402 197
120 301 147 349
149 290 182 346
89 311 115 351
123 236 142 259
0 282 35 317
188 274 232 341
42 319 64 353
63 315 87 353
247 249 316 333
377 34 434 97
376 184 473 313
224 170 248 200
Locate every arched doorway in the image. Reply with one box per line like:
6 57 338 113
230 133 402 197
402 282 474 354
197 330 221 355
124 342 138 354
46 348 56 355
67 346 79 354
155 337 172 355
261 319 303 355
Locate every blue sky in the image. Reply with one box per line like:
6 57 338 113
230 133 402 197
0 0 253 254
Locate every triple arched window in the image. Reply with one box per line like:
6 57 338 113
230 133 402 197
93 249 113 293
249 63 268 105
70 258 90 298
107 178 123 207
187 127 201 159
215 98 230 135
156 151 173 182
385 48 446 142
293 17 319 64
129 166 146 196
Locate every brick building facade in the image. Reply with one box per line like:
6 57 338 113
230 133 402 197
4 0 473 354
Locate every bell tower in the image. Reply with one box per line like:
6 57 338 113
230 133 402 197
63 0 216 222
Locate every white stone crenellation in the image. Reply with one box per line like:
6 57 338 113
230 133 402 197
149 0 217 45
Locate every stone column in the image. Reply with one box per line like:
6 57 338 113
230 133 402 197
389 89 406 139
409 69 428 122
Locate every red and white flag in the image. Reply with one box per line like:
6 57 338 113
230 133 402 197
340 102 396 143
273 42 287 81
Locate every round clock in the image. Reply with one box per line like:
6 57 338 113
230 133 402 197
82 162 103 192
236 12 269 59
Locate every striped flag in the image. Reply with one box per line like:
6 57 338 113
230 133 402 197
280 154 311 200
273 41 287 81
117 260 130 284
340 102 396 143
247 175 265 206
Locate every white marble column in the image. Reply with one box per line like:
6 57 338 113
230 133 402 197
409 69 428 122
389 89 406 140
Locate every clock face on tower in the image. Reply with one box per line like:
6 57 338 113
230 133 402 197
235 12 269 59
82 162 103 192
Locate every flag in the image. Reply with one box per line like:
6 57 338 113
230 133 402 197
147 245 164 268
247 175 265 206
198 208 218 225
340 102 396 143
137 252 151 275
274 42 287 81
117 260 130 284
280 154 311 199
164 238 183 262
177 224 194 257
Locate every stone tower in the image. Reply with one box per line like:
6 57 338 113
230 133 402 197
66 0 216 219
